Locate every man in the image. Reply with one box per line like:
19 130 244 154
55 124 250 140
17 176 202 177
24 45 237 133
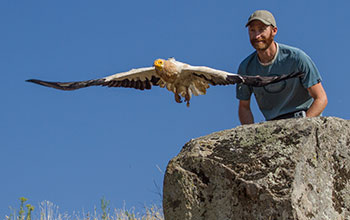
236 10 328 124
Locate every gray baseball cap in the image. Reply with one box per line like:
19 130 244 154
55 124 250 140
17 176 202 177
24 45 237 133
246 10 277 27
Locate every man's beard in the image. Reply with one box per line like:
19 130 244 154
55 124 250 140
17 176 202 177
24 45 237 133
250 34 274 51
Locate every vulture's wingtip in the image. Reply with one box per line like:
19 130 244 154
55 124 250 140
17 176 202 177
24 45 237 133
26 79 41 83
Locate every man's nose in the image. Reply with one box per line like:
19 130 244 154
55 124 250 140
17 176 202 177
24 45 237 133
251 31 262 39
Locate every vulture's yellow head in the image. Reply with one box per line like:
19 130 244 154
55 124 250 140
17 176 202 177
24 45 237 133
154 59 165 71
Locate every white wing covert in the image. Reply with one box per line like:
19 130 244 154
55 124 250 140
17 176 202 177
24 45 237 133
182 65 244 86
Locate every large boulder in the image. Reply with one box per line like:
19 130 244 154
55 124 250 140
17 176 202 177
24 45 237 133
163 117 350 220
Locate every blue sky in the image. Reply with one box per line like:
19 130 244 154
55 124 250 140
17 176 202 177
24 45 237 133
1 0 349 216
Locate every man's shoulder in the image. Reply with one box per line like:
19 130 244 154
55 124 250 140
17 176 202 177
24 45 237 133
238 51 257 74
278 43 316 70
278 43 308 58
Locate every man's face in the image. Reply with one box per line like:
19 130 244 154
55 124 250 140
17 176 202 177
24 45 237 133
248 20 277 51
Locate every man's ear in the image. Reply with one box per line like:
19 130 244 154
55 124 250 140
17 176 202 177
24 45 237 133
272 26 278 37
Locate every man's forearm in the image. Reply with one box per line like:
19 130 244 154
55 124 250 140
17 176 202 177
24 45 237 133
239 108 254 124
306 83 328 117
306 97 328 117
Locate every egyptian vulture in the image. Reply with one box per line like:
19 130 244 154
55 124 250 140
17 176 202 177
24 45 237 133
27 58 303 107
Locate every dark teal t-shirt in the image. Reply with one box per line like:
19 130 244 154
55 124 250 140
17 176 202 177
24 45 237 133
236 43 322 120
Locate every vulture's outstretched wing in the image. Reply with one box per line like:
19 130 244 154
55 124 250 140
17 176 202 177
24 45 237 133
26 67 160 91
182 65 304 87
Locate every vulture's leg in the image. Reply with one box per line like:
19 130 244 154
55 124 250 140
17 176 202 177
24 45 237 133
174 93 182 103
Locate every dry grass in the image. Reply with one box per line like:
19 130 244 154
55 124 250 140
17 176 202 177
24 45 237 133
4 199 164 220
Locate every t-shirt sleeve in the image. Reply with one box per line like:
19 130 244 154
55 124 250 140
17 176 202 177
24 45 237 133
236 63 252 100
297 50 322 88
